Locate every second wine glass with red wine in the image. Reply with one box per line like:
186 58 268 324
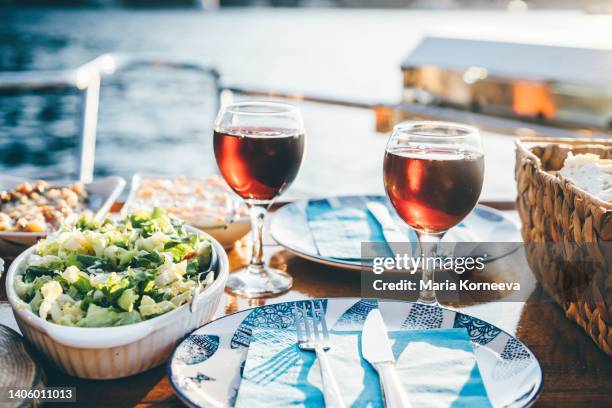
213 101 306 298
383 121 484 305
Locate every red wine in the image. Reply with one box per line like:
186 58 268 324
384 147 484 233
214 127 305 201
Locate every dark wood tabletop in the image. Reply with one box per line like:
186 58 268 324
0 207 610 408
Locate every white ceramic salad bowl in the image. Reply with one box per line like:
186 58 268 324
6 226 229 380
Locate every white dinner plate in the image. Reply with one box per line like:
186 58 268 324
168 298 542 407
270 195 521 270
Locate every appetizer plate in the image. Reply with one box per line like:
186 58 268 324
270 195 522 270
124 173 250 249
0 175 126 258
168 298 542 407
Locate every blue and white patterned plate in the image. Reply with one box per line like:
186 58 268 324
270 195 521 270
168 298 542 407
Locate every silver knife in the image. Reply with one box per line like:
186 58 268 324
366 202 415 256
362 309 412 408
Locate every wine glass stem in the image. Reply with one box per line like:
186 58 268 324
248 203 267 273
416 231 445 305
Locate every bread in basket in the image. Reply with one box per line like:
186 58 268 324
515 137 611 355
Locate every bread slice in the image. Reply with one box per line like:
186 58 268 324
559 153 612 201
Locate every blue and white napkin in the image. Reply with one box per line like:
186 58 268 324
305 197 388 260
234 327 491 408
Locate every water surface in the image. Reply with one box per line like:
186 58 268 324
1 8 609 199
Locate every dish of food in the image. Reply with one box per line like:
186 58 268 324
0 175 126 258
14 208 215 328
0 180 88 233
124 174 251 248
126 174 248 228
6 212 229 380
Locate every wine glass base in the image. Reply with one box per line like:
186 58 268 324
225 266 293 298
417 297 440 307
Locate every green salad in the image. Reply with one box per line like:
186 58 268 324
14 208 214 327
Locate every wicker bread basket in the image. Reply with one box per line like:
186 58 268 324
515 137 612 355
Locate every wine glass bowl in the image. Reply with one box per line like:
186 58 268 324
383 121 484 304
213 101 306 298
214 103 306 203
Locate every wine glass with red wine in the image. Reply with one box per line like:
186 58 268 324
213 101 306 297
383 121 484 305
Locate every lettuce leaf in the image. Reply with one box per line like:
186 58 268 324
77 304 120 327
24 261 63 282
117 288 138 312
114 311 142 326
129 251 163 269
66 253 111 272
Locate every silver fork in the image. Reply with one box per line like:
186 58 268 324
294 300 346 408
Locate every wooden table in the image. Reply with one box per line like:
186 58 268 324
1 209 611 408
